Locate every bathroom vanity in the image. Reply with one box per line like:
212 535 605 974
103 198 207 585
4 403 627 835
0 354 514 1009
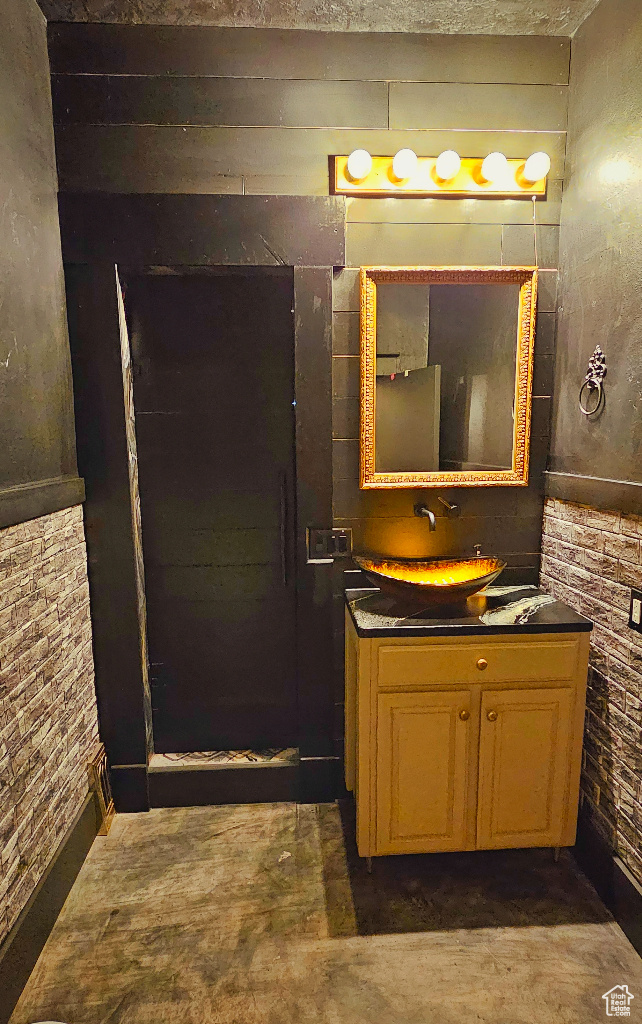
344 582 592 859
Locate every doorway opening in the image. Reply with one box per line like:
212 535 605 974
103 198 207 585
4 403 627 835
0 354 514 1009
122 268 298 763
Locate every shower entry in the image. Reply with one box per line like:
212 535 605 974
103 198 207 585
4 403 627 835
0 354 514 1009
125 270 297 754
62 194 344 809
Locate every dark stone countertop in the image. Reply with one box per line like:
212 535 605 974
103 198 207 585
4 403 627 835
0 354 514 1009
344 575 593 638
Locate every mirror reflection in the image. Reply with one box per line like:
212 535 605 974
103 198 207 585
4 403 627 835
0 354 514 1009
375 282 520 474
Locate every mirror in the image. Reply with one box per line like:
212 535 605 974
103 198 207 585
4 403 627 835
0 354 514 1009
360 267 537 488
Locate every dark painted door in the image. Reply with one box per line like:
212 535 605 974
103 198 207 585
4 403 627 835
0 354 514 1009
126 270 297 753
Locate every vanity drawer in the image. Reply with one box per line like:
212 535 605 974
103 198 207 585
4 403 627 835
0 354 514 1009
377 639 579 687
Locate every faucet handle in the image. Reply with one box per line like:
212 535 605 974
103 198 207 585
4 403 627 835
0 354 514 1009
473 544 482 557
437 496 459 517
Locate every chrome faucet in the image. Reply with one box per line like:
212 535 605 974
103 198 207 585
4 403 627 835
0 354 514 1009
413 503 436 530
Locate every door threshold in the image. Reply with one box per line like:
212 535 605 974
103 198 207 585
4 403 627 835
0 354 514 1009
149 748 299 772
148 750 300 807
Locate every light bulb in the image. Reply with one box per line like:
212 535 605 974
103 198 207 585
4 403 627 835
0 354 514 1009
346 149 372 182
481 152 509 182
523 152 551 183
435 150 461 181
392 148 418 181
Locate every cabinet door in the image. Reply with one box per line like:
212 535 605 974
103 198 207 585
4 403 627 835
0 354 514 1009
477 687 574 850
376 690 472 855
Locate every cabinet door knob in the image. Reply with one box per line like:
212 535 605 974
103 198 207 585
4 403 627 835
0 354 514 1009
459 709 470 721
477 658 488 671
487 710 498 722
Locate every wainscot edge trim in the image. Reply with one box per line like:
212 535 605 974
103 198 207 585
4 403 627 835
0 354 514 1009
574 801 642 958
0 475 85 531
545 471 642 516
0 794 100 1024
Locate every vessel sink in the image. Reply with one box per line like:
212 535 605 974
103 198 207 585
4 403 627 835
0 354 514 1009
354 554 506 605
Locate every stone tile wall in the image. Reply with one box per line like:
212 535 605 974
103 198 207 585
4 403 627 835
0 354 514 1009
0 506 99 946
541 497 642 884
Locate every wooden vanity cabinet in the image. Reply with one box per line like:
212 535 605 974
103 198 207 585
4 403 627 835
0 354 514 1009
345 610 590 859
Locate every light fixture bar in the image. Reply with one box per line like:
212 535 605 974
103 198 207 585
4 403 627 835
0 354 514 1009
331 156 548 198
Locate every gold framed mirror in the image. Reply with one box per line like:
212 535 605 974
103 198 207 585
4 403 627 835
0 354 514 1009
360 266 538 489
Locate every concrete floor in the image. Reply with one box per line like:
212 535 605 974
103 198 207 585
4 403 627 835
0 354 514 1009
10 802 642 1024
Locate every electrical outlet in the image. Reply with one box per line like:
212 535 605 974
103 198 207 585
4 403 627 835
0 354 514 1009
629 588 642 634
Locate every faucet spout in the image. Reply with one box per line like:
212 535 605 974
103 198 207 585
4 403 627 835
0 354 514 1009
413 503 437 531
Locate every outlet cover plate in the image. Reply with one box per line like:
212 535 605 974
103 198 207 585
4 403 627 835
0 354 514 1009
629 588 642 634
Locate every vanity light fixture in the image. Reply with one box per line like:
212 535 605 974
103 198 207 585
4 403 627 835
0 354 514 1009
346 149 373 182
523 152 552 183
480 152 509 182
331 154 549 198
435 150 462 181
391 148 418 181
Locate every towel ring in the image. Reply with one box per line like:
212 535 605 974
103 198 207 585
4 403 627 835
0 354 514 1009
579 345 607 417
579 379 604 416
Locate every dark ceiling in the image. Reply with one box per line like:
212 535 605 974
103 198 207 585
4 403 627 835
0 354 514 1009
38 0 602 35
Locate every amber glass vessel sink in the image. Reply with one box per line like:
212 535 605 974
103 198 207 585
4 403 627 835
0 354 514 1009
354 554 506 605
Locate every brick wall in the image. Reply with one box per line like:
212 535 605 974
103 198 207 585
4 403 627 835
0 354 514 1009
541 497 642 884
0 506 99 945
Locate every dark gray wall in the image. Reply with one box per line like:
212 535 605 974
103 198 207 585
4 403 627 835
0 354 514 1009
0 0 80 528
48 25 566 573
48 22 567 764
550 0 642 493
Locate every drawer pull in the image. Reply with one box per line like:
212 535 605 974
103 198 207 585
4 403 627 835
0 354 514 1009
459 709 470 722
487 710 498 722
477 658 488 671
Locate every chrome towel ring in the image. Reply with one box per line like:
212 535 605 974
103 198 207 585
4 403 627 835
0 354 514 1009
579 345 607 416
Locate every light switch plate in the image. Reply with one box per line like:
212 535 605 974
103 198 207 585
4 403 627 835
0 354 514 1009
306 528 353 563
629 588 642 634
